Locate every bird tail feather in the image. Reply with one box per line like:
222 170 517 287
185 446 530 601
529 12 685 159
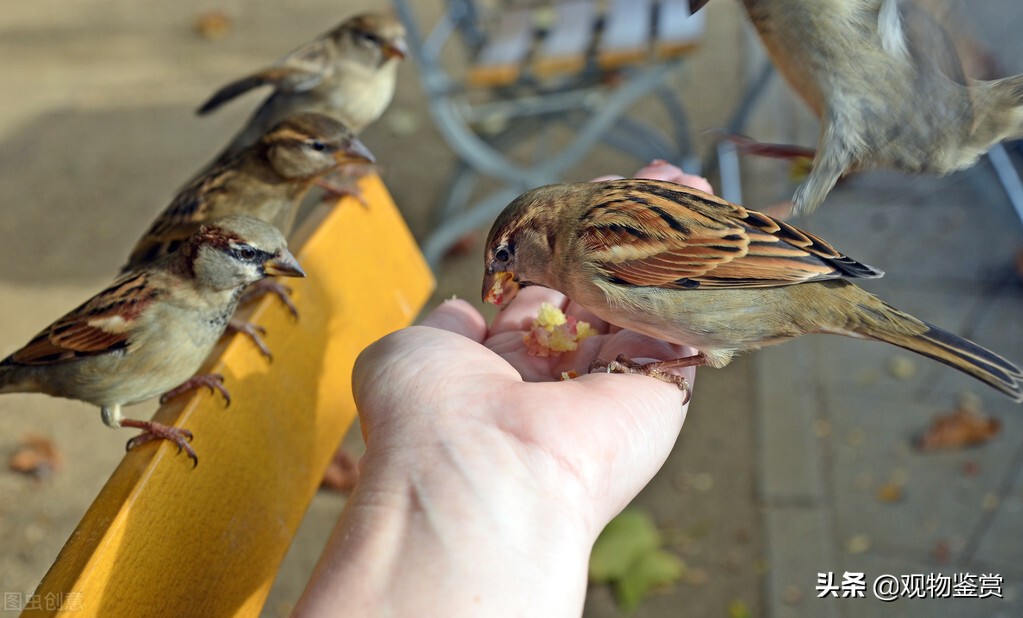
977 74 1023 143
872 317 1023 402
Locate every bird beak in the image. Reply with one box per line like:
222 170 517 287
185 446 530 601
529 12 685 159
263 248 306 278
482 271 520 307
336 138 376 166
383 38 408 60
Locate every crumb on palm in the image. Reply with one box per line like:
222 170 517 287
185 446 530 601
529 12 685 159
524 302 597 357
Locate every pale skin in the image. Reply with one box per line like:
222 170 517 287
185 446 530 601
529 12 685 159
294 165 706 617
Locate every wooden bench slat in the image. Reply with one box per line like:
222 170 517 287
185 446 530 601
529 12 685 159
656 0 705 58
25 175 434 618
466 0 703 87
533 1 597 78
466 9 534 87
598 0 654 68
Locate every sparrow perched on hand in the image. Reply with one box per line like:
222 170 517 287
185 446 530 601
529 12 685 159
196 12 407 159
0 215 306 464
693 0 1023 215
482 180 1023 402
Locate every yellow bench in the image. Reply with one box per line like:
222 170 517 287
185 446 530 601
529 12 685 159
22 176 434 617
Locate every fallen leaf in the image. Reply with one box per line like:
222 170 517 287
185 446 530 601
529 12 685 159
932 540 950 564
193 11 233 41
914 398 1001 452
590 510 661 582
590 509 685 611
614 550 685 611
887 355 917 380
875 482 905 504
320 449 359 493
845 534 871 554
962 460 980 477
8 434 62 478
728 599 752 618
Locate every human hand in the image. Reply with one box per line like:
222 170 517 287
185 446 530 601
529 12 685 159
294 287 694 617
590 158 713 194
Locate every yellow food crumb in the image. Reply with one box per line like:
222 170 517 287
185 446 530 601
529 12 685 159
524 302 597 357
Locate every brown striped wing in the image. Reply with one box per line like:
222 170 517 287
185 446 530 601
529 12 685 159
9 272 160 365
578 180 882 289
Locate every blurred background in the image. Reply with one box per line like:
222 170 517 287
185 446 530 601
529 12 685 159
1 1 1021 616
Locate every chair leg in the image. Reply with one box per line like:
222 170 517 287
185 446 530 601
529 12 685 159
985 142 1023 227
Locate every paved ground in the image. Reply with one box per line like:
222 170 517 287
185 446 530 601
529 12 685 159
0 2 1021 617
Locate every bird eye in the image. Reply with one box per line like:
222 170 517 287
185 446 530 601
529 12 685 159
234 245 258 261
355 30 379 45
310 140 327 152
494 247 511 264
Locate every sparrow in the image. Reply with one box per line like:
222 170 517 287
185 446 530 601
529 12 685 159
693 0 1023 215
0 215 306 465
196 12 407 159
123 112 372 356
125 112 374 270
482 179 1023 402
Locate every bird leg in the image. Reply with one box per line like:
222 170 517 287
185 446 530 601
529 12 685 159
121 419 198 467
226 319 272 360
315 165 371 207
231 278 300 361
160 373 231 407
719 132 818 161
240 278 298 319
589 353 708 403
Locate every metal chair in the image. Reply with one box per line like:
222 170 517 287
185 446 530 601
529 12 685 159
393 0 705 265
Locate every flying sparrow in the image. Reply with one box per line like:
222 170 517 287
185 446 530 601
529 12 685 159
694 0 1023 215
0 215 306 465
196 12 407 159
482 179 1023 402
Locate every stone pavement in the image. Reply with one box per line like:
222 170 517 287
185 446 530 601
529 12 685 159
752 167 1023 618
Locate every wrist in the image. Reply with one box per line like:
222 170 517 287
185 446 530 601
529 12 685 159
295 427 597 617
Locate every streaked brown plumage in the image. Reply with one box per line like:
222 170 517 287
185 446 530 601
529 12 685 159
196 12 406 159
0 215 306 464
124 112 373 272
694 0 1023 215
482 180 1023 402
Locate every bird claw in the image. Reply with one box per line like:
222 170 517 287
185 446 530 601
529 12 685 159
316 165 371 208
123 420 198 467
241 279 299 320
588 354 703 404
160 373 231 408
227 318 273 361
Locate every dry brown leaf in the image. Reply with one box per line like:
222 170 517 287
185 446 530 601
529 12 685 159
193 11 233 41
875 482 905 504
8 433 62 478
962 460 980 477
914 401 1001 452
